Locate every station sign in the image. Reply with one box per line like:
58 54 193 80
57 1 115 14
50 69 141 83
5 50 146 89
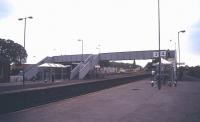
153 51 166 58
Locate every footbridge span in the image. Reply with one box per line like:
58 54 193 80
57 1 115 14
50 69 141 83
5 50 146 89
24 50 175 80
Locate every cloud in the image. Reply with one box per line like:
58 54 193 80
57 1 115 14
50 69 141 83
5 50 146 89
189 21 200 54
0 0 12 19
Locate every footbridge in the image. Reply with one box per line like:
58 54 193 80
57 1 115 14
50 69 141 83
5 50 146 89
24 50 175 80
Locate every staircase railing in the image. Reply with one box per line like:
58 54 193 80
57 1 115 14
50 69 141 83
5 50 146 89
79 55 99 79
70 55 93 80
70 62 83 80
79 61 91 79
24 57 52 80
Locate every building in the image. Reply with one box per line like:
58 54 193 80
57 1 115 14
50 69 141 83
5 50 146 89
0 56 10 82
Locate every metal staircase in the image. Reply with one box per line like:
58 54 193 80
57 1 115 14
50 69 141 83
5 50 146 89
24 57 52 80
70 62 83 80
79 55 99 79
69 55 93 80
23 54 99 80
70 54 100 80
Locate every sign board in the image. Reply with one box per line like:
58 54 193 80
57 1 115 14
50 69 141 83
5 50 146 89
160 51 166 57
153 52 159 58
153 51 166 58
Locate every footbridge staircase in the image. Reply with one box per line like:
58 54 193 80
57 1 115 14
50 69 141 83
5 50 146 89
70 54 100 80
23 57 53 80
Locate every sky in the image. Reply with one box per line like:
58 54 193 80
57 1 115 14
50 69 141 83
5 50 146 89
0 0 200 66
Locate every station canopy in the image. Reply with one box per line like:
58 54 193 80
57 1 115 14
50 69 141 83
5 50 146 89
153 58 172 66
38 63 70 68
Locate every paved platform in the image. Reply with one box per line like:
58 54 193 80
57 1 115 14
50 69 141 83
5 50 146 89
0 80 200 122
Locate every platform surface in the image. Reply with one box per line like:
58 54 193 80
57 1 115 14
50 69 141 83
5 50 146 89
0 80 200 122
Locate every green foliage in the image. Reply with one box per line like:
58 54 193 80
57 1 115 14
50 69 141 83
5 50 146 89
99 60 110 67
0 38 27 64
109 62 139 69
99 60 140 68
187 66 200 78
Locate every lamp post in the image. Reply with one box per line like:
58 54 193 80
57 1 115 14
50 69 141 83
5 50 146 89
177 30 185 67
177 30 185 82
18 16 33 49
78 39 83 62
18 16 33 86
157 0 161 89
170 40 177 84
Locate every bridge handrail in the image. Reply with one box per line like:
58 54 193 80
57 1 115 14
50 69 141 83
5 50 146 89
92 55 99 66
24 57 50 72
84 55 93 64
79 61 91 79
79 55 100 79
70 62 83 80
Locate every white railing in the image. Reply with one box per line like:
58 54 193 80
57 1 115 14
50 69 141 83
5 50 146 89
79 55 99 79
92 55 100 66
70 62 83 80
70 55 93 80
84 55 93 64
79 61 91 79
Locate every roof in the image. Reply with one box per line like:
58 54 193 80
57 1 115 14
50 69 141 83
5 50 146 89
152 58 172 66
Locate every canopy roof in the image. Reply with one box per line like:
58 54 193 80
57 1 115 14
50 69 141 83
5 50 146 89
161 58 171 64
38 63 70 68
153 58 172 66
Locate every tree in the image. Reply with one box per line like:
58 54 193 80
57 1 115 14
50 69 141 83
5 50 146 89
187 66 200 79
99 60 110 67
0 38 27 64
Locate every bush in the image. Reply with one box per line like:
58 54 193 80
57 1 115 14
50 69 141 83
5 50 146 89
187 66 200 78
